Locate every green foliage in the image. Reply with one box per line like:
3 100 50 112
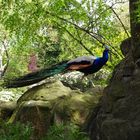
0 121 89 140
0 121 33 140
42 123 89 140
0 0 129 81
133 1 140 23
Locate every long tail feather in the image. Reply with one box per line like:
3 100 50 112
4 61 68 88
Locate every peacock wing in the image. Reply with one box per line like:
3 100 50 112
67 56 96 70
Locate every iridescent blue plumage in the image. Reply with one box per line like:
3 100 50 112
4 46 109 88
68 48 109 75
90 49 109 73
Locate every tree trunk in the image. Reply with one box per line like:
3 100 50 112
86 1 140 140
130 0 140 60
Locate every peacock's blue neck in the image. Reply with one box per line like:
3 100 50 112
93 49 109 68
96 49 109 65
102 49 109 61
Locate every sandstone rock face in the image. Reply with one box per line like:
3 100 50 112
9 80 101 140
87 46 140 140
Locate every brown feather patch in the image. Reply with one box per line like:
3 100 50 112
68 64 92 70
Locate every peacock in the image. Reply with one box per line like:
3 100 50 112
4 45 109 88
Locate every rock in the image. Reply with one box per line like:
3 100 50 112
9 80 101 140
85 85 105 94
120 37 131 56
101 119 132 140
0 90 21 120
17 80 72 104
0 90 22 102
0 101 16 120
55 71 110 91
86 44 140 140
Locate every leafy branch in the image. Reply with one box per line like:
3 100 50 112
46 11 123 59
108 5 130 38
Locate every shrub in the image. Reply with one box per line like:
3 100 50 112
42 123 89 140
0 121 33 140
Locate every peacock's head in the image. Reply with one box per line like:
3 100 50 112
104 45 110 51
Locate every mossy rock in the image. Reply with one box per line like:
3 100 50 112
9 80 102 139
17 80 73 104
0 101 16 120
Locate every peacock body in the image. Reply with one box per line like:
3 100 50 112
4 46 109 88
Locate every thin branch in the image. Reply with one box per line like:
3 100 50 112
57 14 122 57
109 6 130 38
46 11 105 45
95 33 124 58
87 1 129 39
87 1 127 29
69 15 94 55
46 10 124 59
57 23 94 56
60 35 77 57
1 37 9 77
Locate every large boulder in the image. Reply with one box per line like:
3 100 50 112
86 40 140 140
0 90 21 120
120 37 131 57
9 80 101 140
0 90 22 101
0 101 16 120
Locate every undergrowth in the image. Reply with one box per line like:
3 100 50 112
0 121 89 140
42 123 89 140
0 121 32 140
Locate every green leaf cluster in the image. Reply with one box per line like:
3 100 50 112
0 0 129 79
0 121 32 140
42 123 89 140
